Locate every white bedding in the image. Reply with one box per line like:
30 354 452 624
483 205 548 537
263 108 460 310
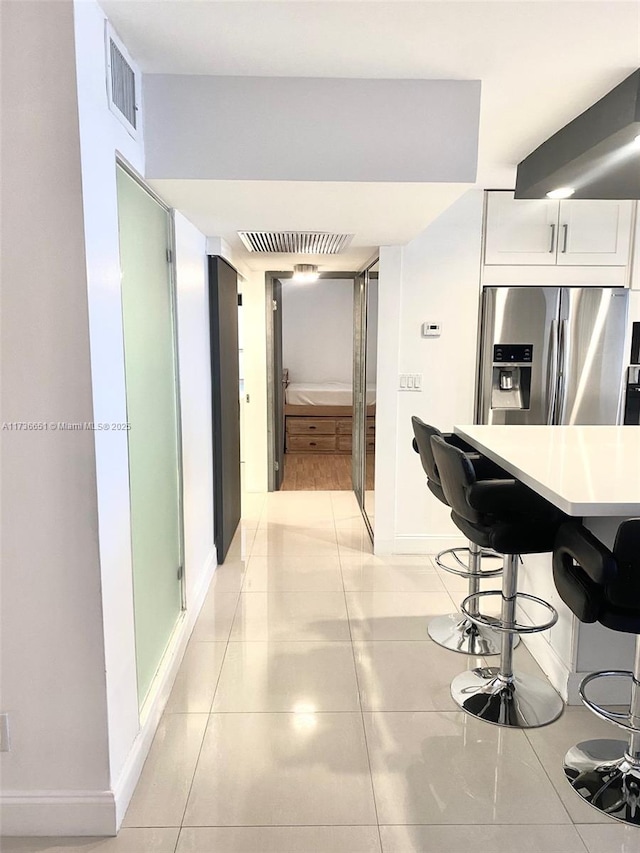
285 382 375 407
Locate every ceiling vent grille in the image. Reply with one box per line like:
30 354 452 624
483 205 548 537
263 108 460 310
105 24 140 138
237 231 354 254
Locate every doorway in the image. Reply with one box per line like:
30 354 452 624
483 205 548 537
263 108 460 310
266 271 358 492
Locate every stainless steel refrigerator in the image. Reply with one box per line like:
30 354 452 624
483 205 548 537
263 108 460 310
477 287 629 425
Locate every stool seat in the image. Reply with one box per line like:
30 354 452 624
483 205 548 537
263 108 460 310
452 510 561 556
432 434 569 729
553 519 640 826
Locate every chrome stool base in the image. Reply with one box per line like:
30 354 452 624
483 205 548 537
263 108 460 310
451 666 564 729
564 739 640 826
428 613 512 656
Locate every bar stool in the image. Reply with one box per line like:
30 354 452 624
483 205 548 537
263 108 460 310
431 434 568 728
411 417 505 656
553 519 640 825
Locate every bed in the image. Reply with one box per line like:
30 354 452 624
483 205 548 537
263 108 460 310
283 377 376 453
285 381 376 409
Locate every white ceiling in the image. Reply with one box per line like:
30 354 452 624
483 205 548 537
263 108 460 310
101 0 640 270
150 180 471 270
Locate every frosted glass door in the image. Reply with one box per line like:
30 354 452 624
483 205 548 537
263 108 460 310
116 165 183 708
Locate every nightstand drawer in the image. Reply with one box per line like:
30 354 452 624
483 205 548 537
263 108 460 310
287 435 336 452
287 418 336 435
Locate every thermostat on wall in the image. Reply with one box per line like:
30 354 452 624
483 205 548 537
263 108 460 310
421 322 441 337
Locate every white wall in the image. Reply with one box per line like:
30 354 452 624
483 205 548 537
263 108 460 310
241 270 269 493
282 278 354 384
174 212 216 604
375 190 484 554
0 0 112 834
1 0 216 835
75 0 217 831
73 0 144 815
144 75 480 182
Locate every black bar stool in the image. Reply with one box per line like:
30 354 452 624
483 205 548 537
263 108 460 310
553 519 640 826
431 434 569 728
411 417 506 656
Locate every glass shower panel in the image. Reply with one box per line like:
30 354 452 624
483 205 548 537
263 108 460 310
116 165 183 708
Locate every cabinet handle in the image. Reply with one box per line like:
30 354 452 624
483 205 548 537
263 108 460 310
310 442 316 446
549 223 556 253
561 223 568 253
308 425 316 430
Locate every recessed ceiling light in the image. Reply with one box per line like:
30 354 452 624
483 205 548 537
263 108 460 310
546 187 575 199
292 264 319 283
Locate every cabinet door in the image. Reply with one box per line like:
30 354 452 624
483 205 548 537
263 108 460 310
556 200 633 266
484 192 559 265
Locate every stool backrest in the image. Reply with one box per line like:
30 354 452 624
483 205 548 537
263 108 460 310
430 434 482 524
553 519 640 629
609 520 640 611
411 417 442 484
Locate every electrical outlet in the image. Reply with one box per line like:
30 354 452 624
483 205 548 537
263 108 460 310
0 713 10 752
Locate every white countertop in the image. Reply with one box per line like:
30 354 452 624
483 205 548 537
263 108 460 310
454 425 640 517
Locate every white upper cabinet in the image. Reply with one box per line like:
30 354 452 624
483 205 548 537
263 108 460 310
556 200 633 266
484 192 634 267
485 193 559 265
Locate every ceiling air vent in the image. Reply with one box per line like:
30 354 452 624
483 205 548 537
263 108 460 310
105 24 140 138
237 232 354 255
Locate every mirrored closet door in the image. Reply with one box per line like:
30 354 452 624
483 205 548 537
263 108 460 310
353 257 379 537
364 261 378 530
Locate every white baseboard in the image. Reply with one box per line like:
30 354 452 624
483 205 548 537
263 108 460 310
566 671 632 707
521 632 572 703
113 548 217 829
1 549 218 837
375 534 466 556
0 790 115 836
522 631 633 707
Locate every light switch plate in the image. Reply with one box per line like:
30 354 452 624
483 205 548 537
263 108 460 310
399 373 423 391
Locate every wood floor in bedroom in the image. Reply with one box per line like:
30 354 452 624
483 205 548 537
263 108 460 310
281 453 352 490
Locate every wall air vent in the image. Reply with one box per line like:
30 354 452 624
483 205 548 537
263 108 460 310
237 232 354 254
105 23 140 139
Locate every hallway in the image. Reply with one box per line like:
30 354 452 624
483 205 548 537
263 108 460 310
6 491 636 852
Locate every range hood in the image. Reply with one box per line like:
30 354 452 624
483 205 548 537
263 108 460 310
515 69 640 200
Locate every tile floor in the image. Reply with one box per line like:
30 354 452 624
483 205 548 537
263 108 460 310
5 490 639 853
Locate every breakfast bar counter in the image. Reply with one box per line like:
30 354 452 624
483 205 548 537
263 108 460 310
453 425 640 518
452 424 640 704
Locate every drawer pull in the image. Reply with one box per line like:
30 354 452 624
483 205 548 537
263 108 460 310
310 442 316 446
309 425 316 430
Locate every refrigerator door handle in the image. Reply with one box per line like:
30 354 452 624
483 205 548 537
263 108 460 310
555 319 568 424
547 318 559 424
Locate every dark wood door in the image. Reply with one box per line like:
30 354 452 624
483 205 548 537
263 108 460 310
273 279 285 490
208 256 241 564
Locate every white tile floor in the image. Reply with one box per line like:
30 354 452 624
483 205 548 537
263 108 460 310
5 490 638 852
